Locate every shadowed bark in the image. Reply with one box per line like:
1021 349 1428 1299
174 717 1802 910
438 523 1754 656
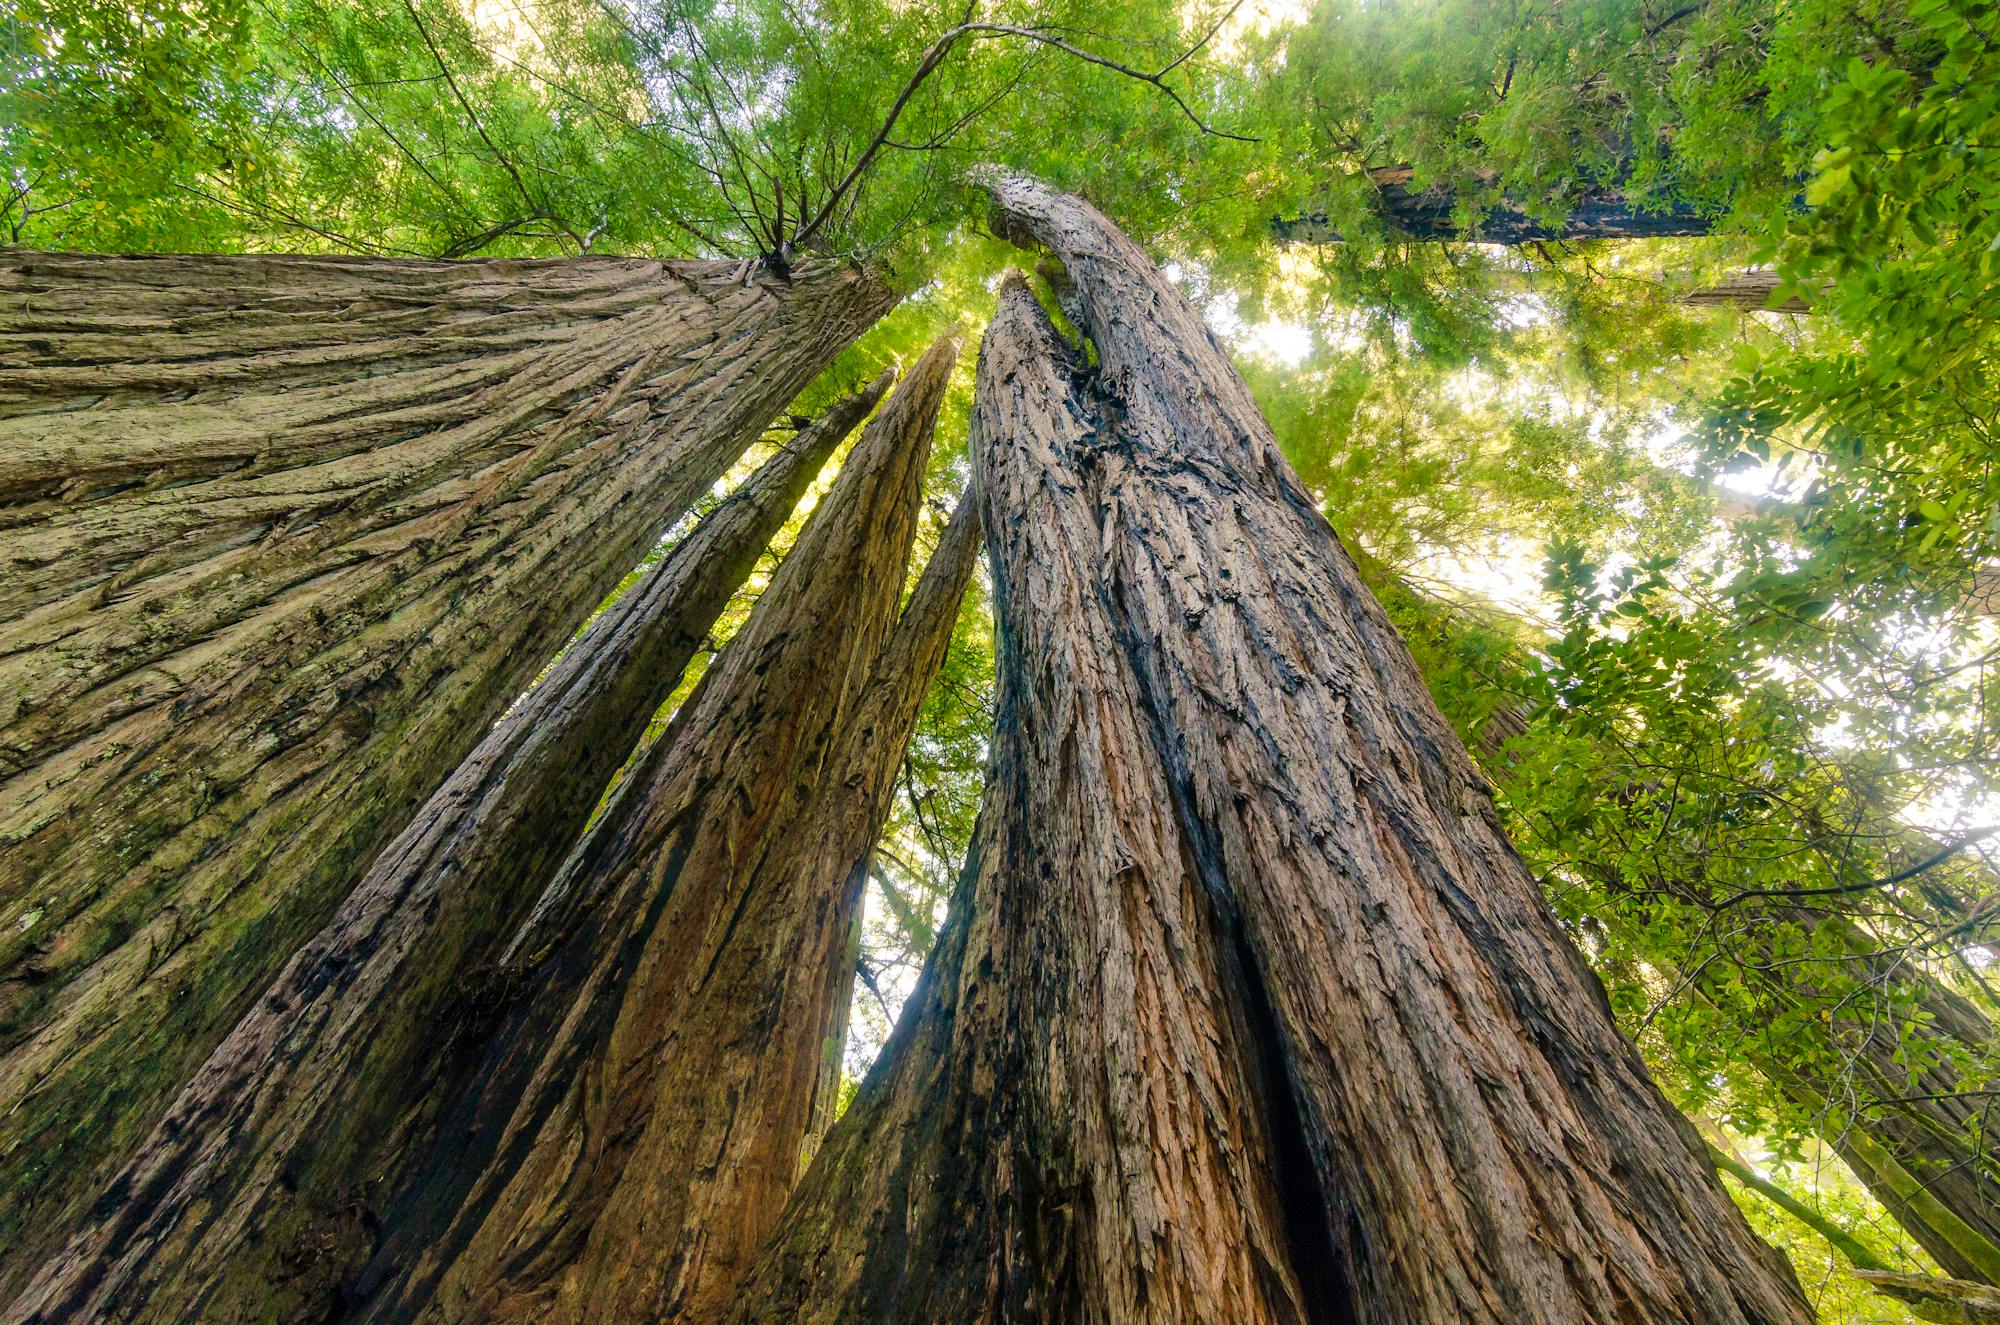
0 251 894 1269
348 335 967 1325
2 371 894 1325
727 171 1813 1324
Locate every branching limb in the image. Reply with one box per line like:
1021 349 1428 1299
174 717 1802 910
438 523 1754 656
794 8 1256 250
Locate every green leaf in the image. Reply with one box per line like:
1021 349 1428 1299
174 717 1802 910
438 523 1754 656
1805 163 1853 208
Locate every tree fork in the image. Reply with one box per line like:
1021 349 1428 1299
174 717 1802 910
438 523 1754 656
727 277 1325 1322
0 251 895 1273
4 370 894 1324
350 335 966 1325
728 170 1813 1323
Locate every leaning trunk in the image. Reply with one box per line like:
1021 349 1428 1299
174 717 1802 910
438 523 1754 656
1273 165 1714 243
4 372 893 1324
730 172 1811 1324
1719 923 2000 1283
0 251 894 1266
350 336 965 1324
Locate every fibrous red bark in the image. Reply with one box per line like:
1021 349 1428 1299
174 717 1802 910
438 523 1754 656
0 251 894 1269
728 171 1813 1324
347 334 969 1324
727 276 1325 1324
3 370 894 1324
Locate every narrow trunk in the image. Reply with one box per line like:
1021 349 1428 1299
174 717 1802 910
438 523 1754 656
1273 165 1712 244
1731 940 2000 1283
1680 269 1814 312
3 372 893 1324
0 251 894 1265
804 903 869 1160
800 501 985 1168
729 171 1812 1323
350 335 967 1324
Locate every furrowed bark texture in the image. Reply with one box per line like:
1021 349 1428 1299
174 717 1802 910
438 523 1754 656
732 172 1813 1323
3 372 894 1325
0 250 894 1267
350 335 964 1325
792 488 984 1171
984 168 1808 1323
1272 165 1713 244
729 278 1321 1324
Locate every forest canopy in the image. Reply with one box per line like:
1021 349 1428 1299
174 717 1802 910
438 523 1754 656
3 0 1999 1321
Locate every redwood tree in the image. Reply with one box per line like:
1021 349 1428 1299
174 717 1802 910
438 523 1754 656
0 251 894 1261
1271 166 1714 243
346 335 972 1325
726 173 1814 1324
3 370 895 1323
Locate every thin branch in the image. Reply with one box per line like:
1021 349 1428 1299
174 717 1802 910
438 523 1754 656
404 0 582 250
437 210 553 258
1710 828 2000 913
793 17 1256 249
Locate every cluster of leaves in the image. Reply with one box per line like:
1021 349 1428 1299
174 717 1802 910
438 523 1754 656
3 0 1260 265
1701 0 2000 625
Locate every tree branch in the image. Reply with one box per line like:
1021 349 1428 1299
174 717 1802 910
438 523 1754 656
1710 828 1999 913
793 15 1255 250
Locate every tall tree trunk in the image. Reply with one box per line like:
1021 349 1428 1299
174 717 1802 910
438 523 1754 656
1272 165 1714 243
0 251 894 1265
728 275 1328 1324
3 371 893 1325
1721 923 2000 1283
728 172 1813 1323
349 335 968 1325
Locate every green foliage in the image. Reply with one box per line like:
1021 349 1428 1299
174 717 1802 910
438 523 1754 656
21 0 2000 1298
1702 0 2000 612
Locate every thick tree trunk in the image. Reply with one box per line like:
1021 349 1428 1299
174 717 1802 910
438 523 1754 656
0 251 894 1265
1273 166 1713 243
727 276 1326 1324
729 172 1812 1323
347 335 969 1325
3 371 893 1324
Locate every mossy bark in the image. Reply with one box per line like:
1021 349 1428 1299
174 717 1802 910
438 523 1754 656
0 250 894 1290
4 371 894 1324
